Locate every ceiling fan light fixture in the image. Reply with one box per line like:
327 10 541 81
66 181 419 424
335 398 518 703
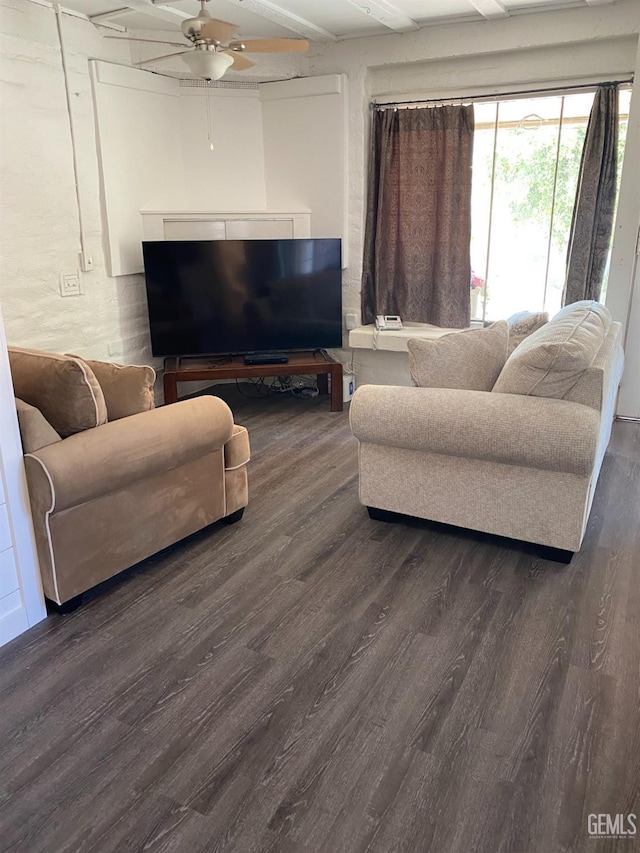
182 49 234 81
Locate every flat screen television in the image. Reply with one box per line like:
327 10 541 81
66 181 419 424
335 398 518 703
142 238 342 357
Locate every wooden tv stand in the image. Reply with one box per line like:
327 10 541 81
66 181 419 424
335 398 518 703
163 350 343 412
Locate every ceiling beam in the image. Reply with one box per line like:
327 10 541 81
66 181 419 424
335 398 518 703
468 0 509 19
227 0 337 41
89 7 136 23
584 0 616 5
344 0 418 33
111 0 192 26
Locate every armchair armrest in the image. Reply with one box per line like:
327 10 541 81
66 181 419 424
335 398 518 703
350 385 599 476
25 396 233 513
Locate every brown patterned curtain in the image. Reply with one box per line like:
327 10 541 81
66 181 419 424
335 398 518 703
563 84 619 306
362 104 474 328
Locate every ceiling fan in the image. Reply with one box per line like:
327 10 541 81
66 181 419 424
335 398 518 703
109 0 309 81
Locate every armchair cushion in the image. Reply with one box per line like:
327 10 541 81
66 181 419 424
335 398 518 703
493 300 611 399
407 321 508 391
8 346 107 437
68 356 155 420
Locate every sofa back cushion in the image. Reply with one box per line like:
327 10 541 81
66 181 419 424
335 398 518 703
408 321 509 391
68 357 155 421
9 347 108 437
492 300 611 400
506 310 549 355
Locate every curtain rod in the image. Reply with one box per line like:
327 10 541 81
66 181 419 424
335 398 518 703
371 78 633 109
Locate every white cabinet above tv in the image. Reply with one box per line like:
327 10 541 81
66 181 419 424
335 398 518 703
141 210 311 243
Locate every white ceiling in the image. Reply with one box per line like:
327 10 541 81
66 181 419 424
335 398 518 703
64 0 617 40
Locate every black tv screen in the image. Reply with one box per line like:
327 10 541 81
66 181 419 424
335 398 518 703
142 238 342 357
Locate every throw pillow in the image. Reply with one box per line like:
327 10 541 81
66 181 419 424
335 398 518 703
493 300 611 399
506 310 549 355
8 347 108 437
407 321 509 391
70 358 155 421
15 399 62 454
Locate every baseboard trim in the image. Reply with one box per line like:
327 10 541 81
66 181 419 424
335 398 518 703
0 604 29 648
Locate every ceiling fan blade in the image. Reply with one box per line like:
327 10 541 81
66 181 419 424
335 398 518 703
135 51 190 67
229 38 309 53
105 36 188 48
222 51 254 71
199 18 240 43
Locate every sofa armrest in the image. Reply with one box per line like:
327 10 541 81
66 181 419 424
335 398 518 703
349 385 599 476
224 425 250 470
25 396 234 513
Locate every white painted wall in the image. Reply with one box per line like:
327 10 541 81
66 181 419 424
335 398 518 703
179 86 267 211
0 0 145 362
618 258 640 419
0 1 269 368
608 35 640 419
92 61 185 278
261 75 348 244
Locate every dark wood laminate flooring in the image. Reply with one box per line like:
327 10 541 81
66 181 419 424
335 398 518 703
1 386 639 853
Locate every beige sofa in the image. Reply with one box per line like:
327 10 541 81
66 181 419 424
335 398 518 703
350 301 624 558
9 347 250 609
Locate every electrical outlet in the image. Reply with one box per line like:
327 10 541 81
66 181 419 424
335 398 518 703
60 272 81 297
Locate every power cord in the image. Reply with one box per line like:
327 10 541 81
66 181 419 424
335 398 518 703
234 375 319 399
272 375 319 397
343 347 359 376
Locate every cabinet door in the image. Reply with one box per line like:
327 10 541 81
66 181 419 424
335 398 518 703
0 548 19 599
226 219 294 239
164 219 227 240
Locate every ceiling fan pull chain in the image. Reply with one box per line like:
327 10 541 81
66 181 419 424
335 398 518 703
207 84 214 151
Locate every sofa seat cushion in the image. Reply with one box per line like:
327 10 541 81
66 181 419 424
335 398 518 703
9 347 108 437
492 300 612 399
407 321 509 391
507 310 549 354
68 356 155 420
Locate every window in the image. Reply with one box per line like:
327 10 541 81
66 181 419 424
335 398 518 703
470 89 631 322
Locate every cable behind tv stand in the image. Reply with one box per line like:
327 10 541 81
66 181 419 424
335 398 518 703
163 351 343 412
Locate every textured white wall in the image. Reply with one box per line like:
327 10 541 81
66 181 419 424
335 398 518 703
0 0 145 362
261 75 347 241
0 1 269 370
179 87 267 211
608 35 640 419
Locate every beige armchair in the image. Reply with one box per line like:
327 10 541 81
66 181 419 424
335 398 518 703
9 347 249 610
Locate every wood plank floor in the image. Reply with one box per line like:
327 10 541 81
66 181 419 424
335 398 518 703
1 386 639 853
